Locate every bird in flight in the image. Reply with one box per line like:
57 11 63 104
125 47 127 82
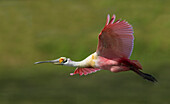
35 14 157 82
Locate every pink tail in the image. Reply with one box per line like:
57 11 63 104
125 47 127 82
131 60 142 70
119 58 142 69
120 58 157 82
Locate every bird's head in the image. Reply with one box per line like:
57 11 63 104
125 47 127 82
34 57 70 65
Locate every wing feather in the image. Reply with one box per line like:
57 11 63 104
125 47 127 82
70 68 100 76
97 14 134 59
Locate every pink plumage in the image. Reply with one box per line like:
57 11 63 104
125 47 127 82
35 14 157 82
69 14 157 82
71 14 135 76
97 15 134 59
70 68 100 76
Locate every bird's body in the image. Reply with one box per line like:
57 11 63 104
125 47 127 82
35 14 157 82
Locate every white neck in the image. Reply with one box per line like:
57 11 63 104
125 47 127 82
64 60 82 67
64 52 97 68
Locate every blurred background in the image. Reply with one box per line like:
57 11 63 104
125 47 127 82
0 0 170 104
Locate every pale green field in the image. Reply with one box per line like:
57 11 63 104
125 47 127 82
0 0 170 104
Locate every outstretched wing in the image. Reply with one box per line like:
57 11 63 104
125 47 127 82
96 14 134 59
70 68 100 76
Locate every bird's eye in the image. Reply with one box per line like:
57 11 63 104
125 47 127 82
59 57 67 63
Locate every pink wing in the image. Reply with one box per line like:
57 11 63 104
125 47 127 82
70 68 100 76
97 14 134 59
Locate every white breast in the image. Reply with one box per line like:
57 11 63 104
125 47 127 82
79 52 98 68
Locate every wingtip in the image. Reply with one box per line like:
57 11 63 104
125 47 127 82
107 14 110 18
70 73 74 76
106 14 117 25
112 14 116 19
105 14 110 26
109 14 116 24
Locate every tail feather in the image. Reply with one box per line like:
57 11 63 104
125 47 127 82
119 58 157 82
132 68 157 82
131 60 142 69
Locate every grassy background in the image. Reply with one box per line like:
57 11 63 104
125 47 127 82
0 0 170 104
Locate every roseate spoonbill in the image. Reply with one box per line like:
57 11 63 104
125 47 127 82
35 14 157 82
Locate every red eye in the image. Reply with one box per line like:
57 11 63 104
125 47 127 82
59 58 64 63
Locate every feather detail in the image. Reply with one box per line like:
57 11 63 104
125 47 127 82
105 14 110 26
97 14 134 59
109 14 116 24
70 68 100 76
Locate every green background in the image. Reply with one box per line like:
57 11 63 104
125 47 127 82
0 0 170 104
